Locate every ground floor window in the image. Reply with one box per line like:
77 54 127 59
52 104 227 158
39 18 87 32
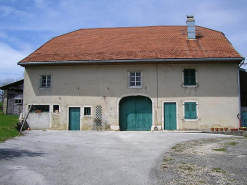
84 107 91 116
30 105 50 113
184 102 197 119
53 105 59 113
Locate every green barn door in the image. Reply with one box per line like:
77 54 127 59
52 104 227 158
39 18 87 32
69 107 80 130
164 103 177 130
119 96 152 131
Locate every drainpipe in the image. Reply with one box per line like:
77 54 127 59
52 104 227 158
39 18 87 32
238 58 245 128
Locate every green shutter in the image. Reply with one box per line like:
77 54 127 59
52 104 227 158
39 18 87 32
184 102 197 119
184 69 196 86
190 69 196 85
184 103 190 119
184 69 190 85
190 102 197 119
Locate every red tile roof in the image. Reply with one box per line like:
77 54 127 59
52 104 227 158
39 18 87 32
19 26 242 64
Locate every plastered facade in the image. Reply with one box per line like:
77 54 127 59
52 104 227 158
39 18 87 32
23 63 239 130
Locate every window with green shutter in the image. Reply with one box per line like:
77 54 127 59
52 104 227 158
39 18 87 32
184 102 197 119
183 69 196 86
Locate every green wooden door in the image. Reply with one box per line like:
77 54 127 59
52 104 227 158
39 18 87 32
241 111 247 127
119 96 152 131
69 107 80 130
164 103 176 130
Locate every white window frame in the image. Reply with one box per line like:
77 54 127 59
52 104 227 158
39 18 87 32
83 105 93 117
28 104 51 113
128 71 142 88
14 98 23 105
52 104 60 114
39 75 52 89
182 68 198 87
182 100 199 121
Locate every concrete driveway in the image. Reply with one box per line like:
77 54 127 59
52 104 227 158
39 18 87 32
0 131 234 185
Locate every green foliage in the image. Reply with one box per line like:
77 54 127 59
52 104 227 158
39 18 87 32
228 142 237 146
212 148 226 152
0 108 19 142
0 102 3 111
212 167 226 173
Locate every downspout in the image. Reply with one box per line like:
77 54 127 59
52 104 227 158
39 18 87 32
156 64 160 130
238 58 245 128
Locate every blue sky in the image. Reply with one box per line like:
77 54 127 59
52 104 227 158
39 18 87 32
0 0 246 80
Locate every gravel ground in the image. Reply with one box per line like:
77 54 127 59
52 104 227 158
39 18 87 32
155 137 247 185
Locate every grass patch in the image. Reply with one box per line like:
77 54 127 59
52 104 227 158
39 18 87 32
0 104 20 142
212 148 226 152
228 142 237 146
212 167 226 173
163 158 173 162
171 144 184 152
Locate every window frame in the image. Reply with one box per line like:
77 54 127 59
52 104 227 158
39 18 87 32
183 100 199 121
128 71 143 88
182 68 197 87
83 106 92 117
52 104 60 114
29 104 50 113
14 98 23 105
39 75 52 89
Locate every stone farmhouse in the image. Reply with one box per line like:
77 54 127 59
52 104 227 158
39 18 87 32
18 16 244 131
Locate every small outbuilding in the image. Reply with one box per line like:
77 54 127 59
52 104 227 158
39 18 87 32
240 68 247 127
0 79 24 115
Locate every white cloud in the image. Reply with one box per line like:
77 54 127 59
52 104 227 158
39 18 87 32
0 5 31 18
0 42 27 79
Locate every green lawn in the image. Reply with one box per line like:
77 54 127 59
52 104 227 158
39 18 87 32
0 102 20 142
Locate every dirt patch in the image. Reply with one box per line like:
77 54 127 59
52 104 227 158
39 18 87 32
157 137 247 184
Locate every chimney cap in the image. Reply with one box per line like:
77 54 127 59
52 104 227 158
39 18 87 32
186 15 195 22
187 15 194 18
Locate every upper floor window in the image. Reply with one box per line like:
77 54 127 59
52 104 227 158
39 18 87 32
128 71 142 88
183 69 197 86
40 75 51 88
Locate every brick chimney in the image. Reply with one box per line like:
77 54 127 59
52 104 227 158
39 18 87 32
186 15 195 39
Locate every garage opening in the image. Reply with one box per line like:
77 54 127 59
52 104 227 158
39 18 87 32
119 96 152 131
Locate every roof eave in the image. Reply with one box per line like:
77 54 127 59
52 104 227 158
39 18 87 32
18 57 244 66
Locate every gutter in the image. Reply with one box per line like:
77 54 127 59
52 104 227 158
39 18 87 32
18 57 244 66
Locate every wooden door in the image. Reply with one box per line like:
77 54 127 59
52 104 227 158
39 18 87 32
164 103 176 130
69 107 80 130
119 96 152 131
